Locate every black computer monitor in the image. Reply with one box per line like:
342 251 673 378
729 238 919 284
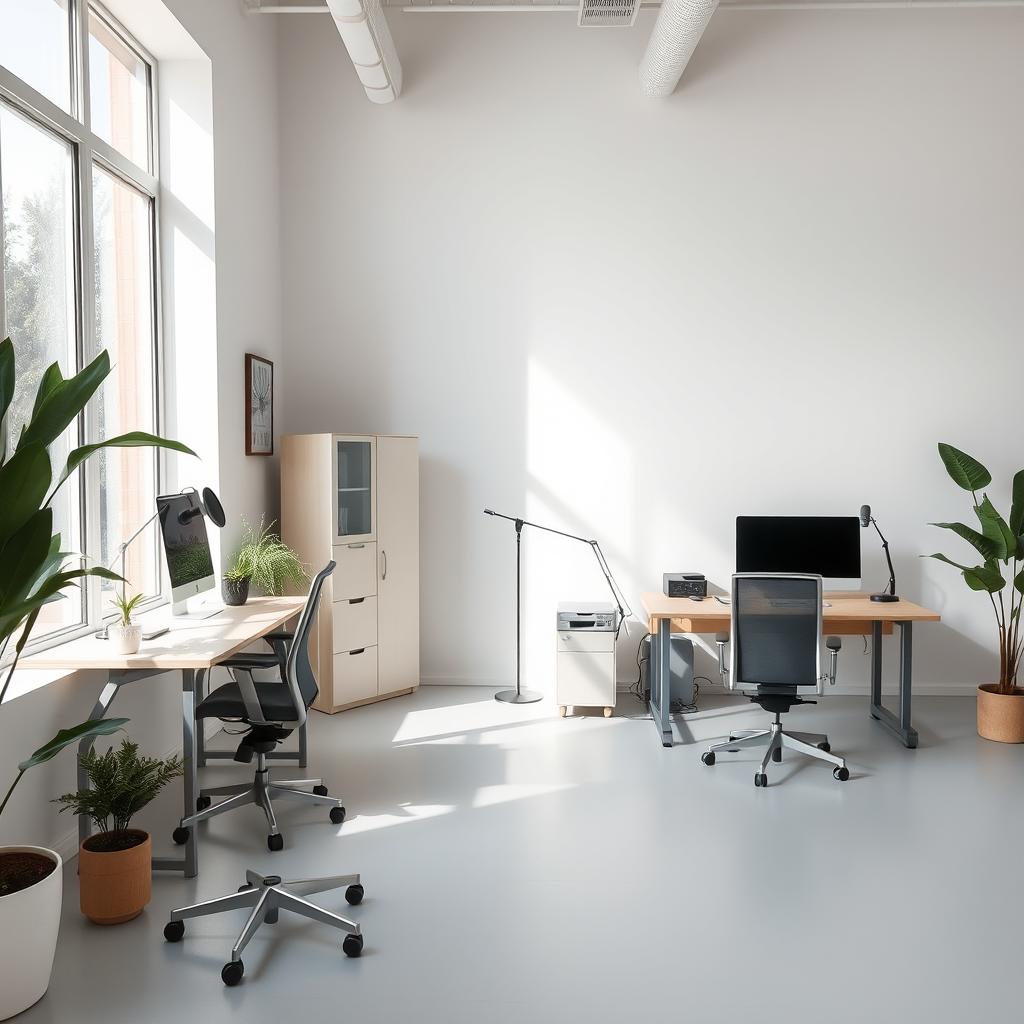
157 492 216 612
735 516 861 589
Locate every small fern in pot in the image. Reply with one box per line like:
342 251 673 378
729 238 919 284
223 517 307 606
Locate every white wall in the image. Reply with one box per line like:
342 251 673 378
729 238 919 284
278 10 1024 696
0 0 284 853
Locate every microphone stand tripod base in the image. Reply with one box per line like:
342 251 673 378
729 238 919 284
870 593 900 603
494 688 543 705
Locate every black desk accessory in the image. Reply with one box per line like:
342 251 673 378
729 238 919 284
483 509 632 705
664 573 707 598
860 504 899 602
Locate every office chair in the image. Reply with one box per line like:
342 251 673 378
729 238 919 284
172 561 346 852
701 573 850 787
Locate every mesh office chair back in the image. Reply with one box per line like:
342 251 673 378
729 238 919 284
285 560 335 717
731 573 823 689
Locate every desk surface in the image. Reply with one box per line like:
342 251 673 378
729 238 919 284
641 591 941 635
25 597 305 671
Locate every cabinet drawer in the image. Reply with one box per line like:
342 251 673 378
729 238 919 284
557 651 616 708
556 630 615 654
332 646 378 705
332 596 378 654
332 543 377 601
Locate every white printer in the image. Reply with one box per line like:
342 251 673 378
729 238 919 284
556 602 616 719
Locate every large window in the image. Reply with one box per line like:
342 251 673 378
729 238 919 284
0 1 161 647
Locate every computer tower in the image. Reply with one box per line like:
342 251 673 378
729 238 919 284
641 634 695 707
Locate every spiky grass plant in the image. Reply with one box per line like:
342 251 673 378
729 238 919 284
224 516 307 596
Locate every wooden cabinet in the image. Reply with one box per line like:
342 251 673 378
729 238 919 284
282 433 419 713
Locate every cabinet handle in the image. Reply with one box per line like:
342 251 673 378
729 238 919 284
381 550 387 581
349 648 365 656
348 543 366 549
349 597 365 605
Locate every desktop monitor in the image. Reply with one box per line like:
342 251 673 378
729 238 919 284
157 492 216 612
735 516 862 590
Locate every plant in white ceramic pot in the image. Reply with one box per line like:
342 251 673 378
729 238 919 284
927 443 1024 742
0 336 194 1019
108 592 144 656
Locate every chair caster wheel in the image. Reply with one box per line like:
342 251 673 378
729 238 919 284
163 920 185 942
754 773 768 788
267 833 284 852
343 934 364 958
264 908 279 925
833 766 850 782
701 751 715 766
313 785 329 796
330 806 346 825
818 742 831 753
345 884 364 906
196 796 212 812
221 959 244 986
172 827 190 846
772 747 782 763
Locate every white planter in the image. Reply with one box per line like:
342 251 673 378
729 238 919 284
108 622 142 655
0 846 63 1020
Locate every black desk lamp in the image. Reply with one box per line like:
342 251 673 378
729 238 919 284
860 504 899 603
483 508 632 705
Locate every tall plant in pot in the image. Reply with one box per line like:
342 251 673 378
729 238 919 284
928 443 1024 742
0 337 194 1018
222 517 307 606
55 739 182 925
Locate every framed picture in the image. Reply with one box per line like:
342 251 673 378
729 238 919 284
245 354 274 456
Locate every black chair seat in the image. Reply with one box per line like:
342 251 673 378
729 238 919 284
197 679 301 722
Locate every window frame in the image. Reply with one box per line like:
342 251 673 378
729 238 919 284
0 0 166 657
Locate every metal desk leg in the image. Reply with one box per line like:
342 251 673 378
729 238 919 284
647 617 673 747
869 620 919 749
78 677 123 846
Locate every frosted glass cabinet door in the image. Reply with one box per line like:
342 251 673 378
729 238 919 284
333 436 376 544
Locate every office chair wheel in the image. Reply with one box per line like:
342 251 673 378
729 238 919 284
345 884 364 906
163 920 185 943
772 747 782 763
264 908 279 925
237 884 253 892
701 751 715 766
343 934 364 958
330 806 347 825
754 773 768 788
818 742 831 753
196 796 212 812
221 960 244 986
267 833 284 852
313 785 329 796
172 826 190 846
833 766 850 782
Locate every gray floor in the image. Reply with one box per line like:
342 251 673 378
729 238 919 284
20 686 1023 1023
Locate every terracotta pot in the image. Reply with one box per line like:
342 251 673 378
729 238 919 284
977 684 1024 743
78 830 151 925
0 846 62 1020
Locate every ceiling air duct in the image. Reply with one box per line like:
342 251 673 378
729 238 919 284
577 0 641 28
638 0 719 97
325 0 402 103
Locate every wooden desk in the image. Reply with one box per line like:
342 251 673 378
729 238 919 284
641 592 941 750
27 597 304 877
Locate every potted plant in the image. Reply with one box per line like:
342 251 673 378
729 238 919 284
0 336 193 1017
54 739 182 925
928 442 1024 742
222 516 308 606
108 592 144 656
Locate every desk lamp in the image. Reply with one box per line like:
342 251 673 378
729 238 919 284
97 487 225 638
860 504 899 603
483 508 631 705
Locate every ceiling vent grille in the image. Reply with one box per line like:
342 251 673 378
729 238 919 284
577 0 641 28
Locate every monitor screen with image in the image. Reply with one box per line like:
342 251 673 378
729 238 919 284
157 492 216 605
735 516 862 590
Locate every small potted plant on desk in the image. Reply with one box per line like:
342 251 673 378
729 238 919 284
108 591 144 655
928 443 1024 742
54 739 182 925
222 516 308 606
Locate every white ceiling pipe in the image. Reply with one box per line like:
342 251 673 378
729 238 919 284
639 0 718 96
326 0 403 102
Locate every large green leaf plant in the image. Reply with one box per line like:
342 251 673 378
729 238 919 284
928 443 1024 695
0 336 195 825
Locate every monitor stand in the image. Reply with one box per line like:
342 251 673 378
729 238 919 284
171 597 224 621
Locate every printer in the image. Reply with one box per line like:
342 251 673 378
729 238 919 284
556 602 617 718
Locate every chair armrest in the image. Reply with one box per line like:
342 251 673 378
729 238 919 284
715 632 731 689
219 653 282 670
263 630 293 643
826 635 841 686
231 668 269 725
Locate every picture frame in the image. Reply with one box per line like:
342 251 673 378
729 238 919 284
245 353 274 456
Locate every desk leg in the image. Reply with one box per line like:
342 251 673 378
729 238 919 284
869 621 919 749
195 667 208 768
78 678 122 846
648 618 673 747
